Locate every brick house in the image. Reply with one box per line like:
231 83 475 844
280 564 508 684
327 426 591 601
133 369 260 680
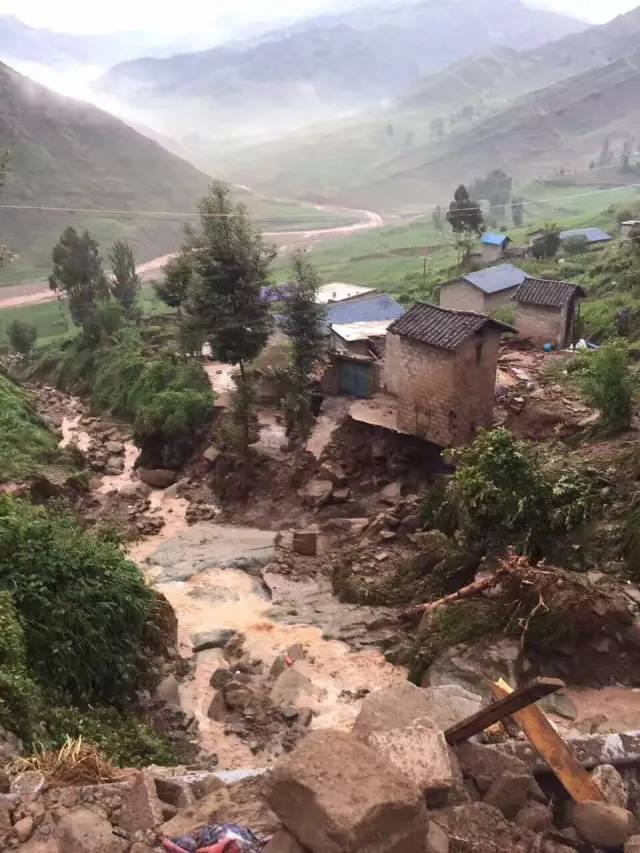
512 278 585 348
439 263 526 314
480 232 511 263
384 303 514 447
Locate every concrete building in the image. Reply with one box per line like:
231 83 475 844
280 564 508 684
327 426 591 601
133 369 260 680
384 303 514 447
621 221 640 242
480 232 511 263
512 277 585 348
439 263 526 314
559 227 612 249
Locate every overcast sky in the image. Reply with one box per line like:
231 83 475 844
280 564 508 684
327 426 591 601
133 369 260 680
0 0 637 34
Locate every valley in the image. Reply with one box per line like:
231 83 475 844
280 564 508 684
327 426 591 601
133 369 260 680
4 2 640 852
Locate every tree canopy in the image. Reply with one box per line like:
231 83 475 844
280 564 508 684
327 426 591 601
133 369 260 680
49 227 108 333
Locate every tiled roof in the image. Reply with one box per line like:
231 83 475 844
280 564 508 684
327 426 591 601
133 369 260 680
388 302 515 350
481 232 510 247
452 263 527 294
513 277 586 308
324 292 404 332
560 227 612 244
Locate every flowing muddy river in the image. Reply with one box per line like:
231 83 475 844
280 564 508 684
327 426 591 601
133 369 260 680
60 409 404 769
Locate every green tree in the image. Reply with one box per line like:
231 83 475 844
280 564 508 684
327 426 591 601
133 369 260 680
279 250 326 438
432 205 444 232
511 198 524 227
7 320 37 356
187 181 275 458
109 240 140 314
471 168 512 218
563 235 589 256
49 228 108 335
531 222 561 260
155 252 194 360
446 184 484 261
582 340 634 431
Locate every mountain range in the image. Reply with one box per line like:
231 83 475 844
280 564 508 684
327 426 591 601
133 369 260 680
0 60 211 281
98 0 586 145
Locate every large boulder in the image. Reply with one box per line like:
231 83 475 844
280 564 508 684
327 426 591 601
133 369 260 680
571 801 634 849
352 682 434 740
301 479 333 508
483 772 541 820
191 629 237 653
424 637 522 702
437 803 536 853
419 685 483 730
362 722 454 800
270 668 316 710
591 764 627 809
266 729 429 853
138 468 177 489
58 807 126 853
118 772 165 834
455 742 531 795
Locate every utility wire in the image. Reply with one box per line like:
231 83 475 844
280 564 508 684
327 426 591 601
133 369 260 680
0 182 638 222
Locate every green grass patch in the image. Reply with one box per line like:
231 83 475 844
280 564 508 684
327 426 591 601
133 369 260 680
0 373 60 482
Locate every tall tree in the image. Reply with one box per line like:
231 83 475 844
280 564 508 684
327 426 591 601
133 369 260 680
471 168 512 218
446 185 484 262
511 198 524 227
531 222 561 260
187 181 275 458
155 252 195 360
432 205 444 232
49 228 108 335
279 250 326 439
109 240 140 314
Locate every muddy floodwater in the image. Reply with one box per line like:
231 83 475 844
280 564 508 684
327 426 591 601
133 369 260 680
60 411 405 768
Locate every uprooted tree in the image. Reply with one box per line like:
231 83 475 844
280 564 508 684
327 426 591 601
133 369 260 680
186 181 275 460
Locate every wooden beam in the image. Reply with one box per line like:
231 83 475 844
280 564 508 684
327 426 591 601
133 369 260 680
490 678 604 804
445 677 565 745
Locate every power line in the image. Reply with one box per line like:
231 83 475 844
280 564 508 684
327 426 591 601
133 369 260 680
0 182 638 223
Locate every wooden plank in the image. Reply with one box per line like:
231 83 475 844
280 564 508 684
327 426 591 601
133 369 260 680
445 677 564 745
490 678 604 804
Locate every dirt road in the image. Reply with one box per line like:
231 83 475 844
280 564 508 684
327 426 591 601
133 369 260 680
0 202 384 310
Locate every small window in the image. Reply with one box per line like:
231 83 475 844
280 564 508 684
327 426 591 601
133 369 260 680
475 341 483 365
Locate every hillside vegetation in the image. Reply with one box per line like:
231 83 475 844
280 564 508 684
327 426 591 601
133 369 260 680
0 372 59 481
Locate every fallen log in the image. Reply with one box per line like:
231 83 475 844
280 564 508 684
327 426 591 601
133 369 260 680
402 567 510 619
445 677 564 745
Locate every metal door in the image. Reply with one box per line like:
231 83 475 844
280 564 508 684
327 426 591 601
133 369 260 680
339 361 372 398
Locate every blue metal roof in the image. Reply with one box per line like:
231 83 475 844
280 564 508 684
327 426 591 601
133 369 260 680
461 263 527 295
560 227 612 244
325 292 405 332
481 232 510 247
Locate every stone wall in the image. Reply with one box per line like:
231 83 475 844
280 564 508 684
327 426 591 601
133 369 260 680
385 330 499 446
515 303 564 346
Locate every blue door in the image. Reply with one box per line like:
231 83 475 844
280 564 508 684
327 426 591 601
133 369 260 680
340 361 372 398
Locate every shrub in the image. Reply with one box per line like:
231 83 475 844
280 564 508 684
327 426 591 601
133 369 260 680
0 591 42 739
0 374 59 482
0 496 154 704
581 340 634 431
8 320 37 356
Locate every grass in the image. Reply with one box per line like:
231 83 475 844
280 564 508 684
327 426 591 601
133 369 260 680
0 373 60 481
10 737 120 787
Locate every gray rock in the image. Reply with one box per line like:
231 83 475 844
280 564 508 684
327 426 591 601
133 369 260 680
363 722 454 797
139 468 177 489
426 822 450 853
0 727 22 763
571 800 633 849
59 806 126 852
11 770 45 796
105 440 124 454
515 802 553 832
352 682 434 741
483 772 539 819
540 691 578 721
154 674 180 706
270 668 315 710
203 445 221 463
301 479 333 508
266 729 429 853
119 772 165 833
424 636 522 702
591 764 627 809
192 629 237 653
456 742 529 794
224 680 257 710
419 685 483 730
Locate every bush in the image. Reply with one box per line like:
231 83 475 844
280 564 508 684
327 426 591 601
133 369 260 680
8 320 37 356
489 305 516 326
0 374 59 482
0 496 154 704
581 341 634 431
0 591 41 739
